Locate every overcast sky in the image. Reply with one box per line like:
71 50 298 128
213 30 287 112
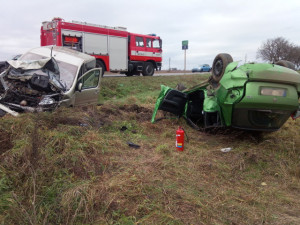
0 0 299 69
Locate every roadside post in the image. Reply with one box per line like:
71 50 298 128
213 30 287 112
182 40 188 72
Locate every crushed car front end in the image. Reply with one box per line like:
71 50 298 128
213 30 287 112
0 46 98 116
0 57 65 115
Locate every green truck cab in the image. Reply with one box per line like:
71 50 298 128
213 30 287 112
152 53 300 131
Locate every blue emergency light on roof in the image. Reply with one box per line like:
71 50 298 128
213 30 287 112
147 34 157 36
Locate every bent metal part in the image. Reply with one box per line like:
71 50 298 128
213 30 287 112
0 46 102 117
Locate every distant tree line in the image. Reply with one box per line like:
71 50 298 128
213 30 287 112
256 37 300 69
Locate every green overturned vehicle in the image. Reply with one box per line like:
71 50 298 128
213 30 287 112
152 53 300 131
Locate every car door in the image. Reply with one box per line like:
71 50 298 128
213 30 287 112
152 86 188 122
131 36 146 61
74 68 102 106
152 38 162 61
159 90 187 116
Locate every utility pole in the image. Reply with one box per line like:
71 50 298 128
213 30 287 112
182 40 188 72
169 57 171 71
184 50 186 71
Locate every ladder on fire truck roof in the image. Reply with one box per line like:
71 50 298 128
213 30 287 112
71 20 127 32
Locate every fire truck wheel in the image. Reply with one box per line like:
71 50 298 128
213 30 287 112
142 62 154 76
212 53 233 82
96 60 105 76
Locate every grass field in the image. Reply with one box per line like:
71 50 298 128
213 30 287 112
0 74 300 224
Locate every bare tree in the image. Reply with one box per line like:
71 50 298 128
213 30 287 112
288 46 300 69
256 37 292 62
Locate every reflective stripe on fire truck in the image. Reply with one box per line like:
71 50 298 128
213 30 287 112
131 50 162 58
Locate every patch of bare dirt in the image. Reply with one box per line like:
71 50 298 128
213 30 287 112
99 104 153 122
0 129 13 154
118 104 152 122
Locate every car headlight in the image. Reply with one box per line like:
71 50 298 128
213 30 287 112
39 96 55 106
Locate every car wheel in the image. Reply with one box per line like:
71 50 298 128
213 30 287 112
212 53 233 82
96 60 105 77
142 62 154 76
275 60 295 70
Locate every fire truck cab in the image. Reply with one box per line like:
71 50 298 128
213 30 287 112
41 18 162 76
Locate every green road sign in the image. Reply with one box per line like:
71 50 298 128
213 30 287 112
182 40 188 50
182 40 188 46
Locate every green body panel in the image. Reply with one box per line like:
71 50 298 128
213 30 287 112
235 82 299 111
219 65 248 89
151 85 172 123
203 91 219 112
216 86 244 126
215 62 248 126
242 64 300 92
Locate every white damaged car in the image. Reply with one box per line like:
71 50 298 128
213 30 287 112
0 46 102 116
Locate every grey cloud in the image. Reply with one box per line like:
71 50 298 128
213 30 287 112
0 0 300 69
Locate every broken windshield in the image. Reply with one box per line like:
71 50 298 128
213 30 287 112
19 52 78 90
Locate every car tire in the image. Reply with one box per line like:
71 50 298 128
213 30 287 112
142 62 154 76
212 53 233 82
275 60 295 70
96 60 105 77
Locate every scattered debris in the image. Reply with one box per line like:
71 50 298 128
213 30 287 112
120 126 128 132
127 141 140 149
261 182 267 186
175 83 187 91
221 147 232 153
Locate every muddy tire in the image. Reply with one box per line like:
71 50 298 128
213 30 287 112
142 62 154 76
275 60 295 70
212 53 233 82
96 60 105 77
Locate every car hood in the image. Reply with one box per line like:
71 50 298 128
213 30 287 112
7 58 52 70
5 57 65 91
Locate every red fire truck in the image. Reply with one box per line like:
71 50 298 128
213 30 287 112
41 18 162 76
